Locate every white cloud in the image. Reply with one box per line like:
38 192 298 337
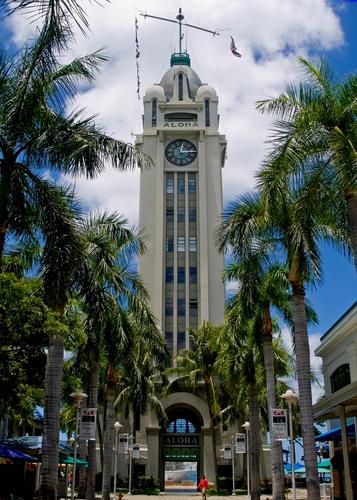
280 327 324 404
4 0 343 225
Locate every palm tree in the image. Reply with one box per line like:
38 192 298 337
0 0 148 264
164 322 222 486
217 187 337 500
256 57 357 270
101 305 168 500
218 314 262 500
222 256 291 500
38 206 149 499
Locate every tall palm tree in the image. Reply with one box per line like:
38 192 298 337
101 305 168 500
218 314 262 500
0 0 148 263
38 206 148 499
222 256 291 500
217 187 338 500
256 57 357 270
164 322 222 485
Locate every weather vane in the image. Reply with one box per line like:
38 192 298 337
140 7 220 54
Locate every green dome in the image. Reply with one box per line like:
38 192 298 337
170 53 191 67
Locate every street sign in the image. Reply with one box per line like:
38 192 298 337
132 444 140 459
80 408 97 440
235 433 246 453
224 444 232 459
119 433 129 452
271 408 288 440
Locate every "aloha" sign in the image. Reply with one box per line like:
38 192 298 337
163 122 199 128
163 434 200 446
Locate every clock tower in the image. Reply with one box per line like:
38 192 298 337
137 52 226 357
135 52 227 486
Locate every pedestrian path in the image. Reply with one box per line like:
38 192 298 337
102 491 308 500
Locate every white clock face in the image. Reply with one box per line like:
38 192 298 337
165 139 197 166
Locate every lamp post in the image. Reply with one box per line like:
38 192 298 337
113 421 123 500
242 421 250 499
282 389 298 500
70 390 88 500
231 436 236 496
128 436 133 495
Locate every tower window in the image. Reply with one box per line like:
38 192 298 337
177 299 185 316
178 176 185 193
178 267 185 283
189 208 196 222
152 98 157 127
178 236 185 252
189 267 197 283
205 99 210 127
189 237 197 252
177 332 186 350
189 299 198 316
178 73 183 101
165 299 173 316
166 267 173 283
188 176 196 193
166 207 174 222
177 206 185 222
166 237 174 252
166 177 174 193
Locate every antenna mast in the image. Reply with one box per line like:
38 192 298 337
140 7 220 54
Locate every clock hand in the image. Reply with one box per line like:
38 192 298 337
181 149 196 153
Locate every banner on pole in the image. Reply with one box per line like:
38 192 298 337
119 433 129 452
235 433 246 453
224 444 232 459
271 409 288 440
132 444 140 459
80 408 97 440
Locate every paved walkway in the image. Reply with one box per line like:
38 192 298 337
107 491 308 500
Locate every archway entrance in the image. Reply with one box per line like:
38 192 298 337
161 406 202 492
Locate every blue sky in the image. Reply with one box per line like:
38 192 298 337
1 0 356 380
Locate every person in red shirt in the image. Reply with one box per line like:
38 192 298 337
198 474 209 500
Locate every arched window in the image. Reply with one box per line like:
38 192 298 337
152 98 157 127
166 418 197 433
178 73 183 100
205 99 210 127
330 363 351 393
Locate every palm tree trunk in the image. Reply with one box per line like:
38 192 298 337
102 369 116 500
38 327 65 499
291 281 320 500
204 381 218 485
248 378 260 500
345 189 357 272
86 349 100 500
263 305 285 500
0 166 11 264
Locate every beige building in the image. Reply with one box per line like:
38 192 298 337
132 52 229 488
313 301 357 499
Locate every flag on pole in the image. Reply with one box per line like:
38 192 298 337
135 17 141 99
230 36 241 58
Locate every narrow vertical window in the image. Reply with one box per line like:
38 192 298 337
189 237 197 252
178 236 185 252
205 99 210 127
178 73 183 101
152 98 157 126
166 177 174 193
188 176 196 193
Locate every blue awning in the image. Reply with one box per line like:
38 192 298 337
315 423 355 440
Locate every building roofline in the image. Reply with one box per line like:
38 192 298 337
320 300 357 341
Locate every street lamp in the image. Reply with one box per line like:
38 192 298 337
242 421 250 499
70 390 88 500
113 421 123 500
231 436 236 496
282 389 298 500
